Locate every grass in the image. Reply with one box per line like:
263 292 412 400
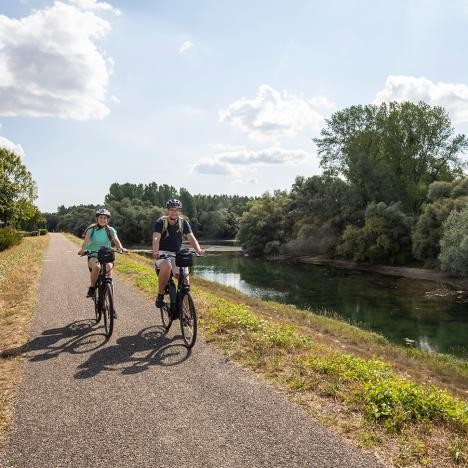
65 234 468 466
0 235 49 450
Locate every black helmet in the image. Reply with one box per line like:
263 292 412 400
166 198 182 209
95 208 111 218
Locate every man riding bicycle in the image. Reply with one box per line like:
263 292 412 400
153 199 204 308
78 208 127 315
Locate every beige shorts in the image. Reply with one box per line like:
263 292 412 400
155 251 188 276
88 257 113 271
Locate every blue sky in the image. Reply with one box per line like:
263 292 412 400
1 0 468 212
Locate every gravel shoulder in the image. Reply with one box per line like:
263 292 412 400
0 234 384 467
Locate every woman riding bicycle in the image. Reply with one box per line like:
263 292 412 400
153 199 204 308
78 208 127 306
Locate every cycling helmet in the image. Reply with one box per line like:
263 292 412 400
95 208 111 218
166 198 182 209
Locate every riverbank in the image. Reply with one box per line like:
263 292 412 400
269 255 468 291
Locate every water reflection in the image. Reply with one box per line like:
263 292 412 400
194 253 467 357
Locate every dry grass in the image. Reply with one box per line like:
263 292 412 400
0 235 49 450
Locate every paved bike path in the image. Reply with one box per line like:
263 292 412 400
1 234 384 467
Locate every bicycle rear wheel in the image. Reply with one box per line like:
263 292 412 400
160 298 172 331
102 282 114 338
179 292 197 348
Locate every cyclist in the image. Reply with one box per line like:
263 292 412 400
153 199 204 308
78 208 127 311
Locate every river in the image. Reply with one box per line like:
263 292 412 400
192 252 467 358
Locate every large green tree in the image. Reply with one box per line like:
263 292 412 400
0 147 38 225
284 175 364 255
314 101 468 213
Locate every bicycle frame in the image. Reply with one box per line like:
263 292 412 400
156 251 198 347
81 248 123 338
159 254 191 317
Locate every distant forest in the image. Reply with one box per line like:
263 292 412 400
44 182 252 244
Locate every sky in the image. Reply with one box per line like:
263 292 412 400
1 0 468 212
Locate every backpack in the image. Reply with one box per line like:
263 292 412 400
161 216 184 239
82 224 114 244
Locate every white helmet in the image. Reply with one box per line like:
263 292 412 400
95 208 111 218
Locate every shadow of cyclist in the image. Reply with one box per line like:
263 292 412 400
74 325 190 379
1 320 108 362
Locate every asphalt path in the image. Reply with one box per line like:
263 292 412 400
1 234 384 467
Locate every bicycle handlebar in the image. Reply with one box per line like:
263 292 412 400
78 248 127 257
158 249 201 260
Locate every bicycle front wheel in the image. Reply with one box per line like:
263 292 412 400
102 283 114 339
93 288 102 323
179 292 197 348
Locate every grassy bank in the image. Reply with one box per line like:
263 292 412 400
0 235 49 449
65 234 467 466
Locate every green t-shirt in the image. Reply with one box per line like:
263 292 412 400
86 226 116 257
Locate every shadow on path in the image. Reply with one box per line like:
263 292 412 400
0 319 108 360
74 325 190 379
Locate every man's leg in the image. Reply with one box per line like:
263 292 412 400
157 260 172 294
155 260 171 308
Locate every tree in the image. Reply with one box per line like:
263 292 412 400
0 148 38 225
336 202 413 264
412 178 468 266
284 175 364 254
314 102 468 213
237 192 288 257
439 207 468 276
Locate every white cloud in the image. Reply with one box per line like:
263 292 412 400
193 159 237 176
193 147 311 175
232 177 258 185
217 147 309 165
374 75 468 123
70 0 121 15
0 1 119 120
0 136 25 157
219 84 335 141
178 41 194 54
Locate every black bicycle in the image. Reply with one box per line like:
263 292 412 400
156 249 198 348
80 247 123 339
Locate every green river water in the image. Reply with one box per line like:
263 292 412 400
193 253 467 357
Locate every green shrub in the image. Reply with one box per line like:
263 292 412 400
0 227 22 251
336 202 413 265
439 207 468 276
39 228 48 235
363 378 468 432
19 230 40 237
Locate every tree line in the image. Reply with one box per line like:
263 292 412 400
3 100 467 276
237 101 468 276
45 184 252 245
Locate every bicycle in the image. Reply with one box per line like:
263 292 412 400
156 249 198 348
80 247 124 339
